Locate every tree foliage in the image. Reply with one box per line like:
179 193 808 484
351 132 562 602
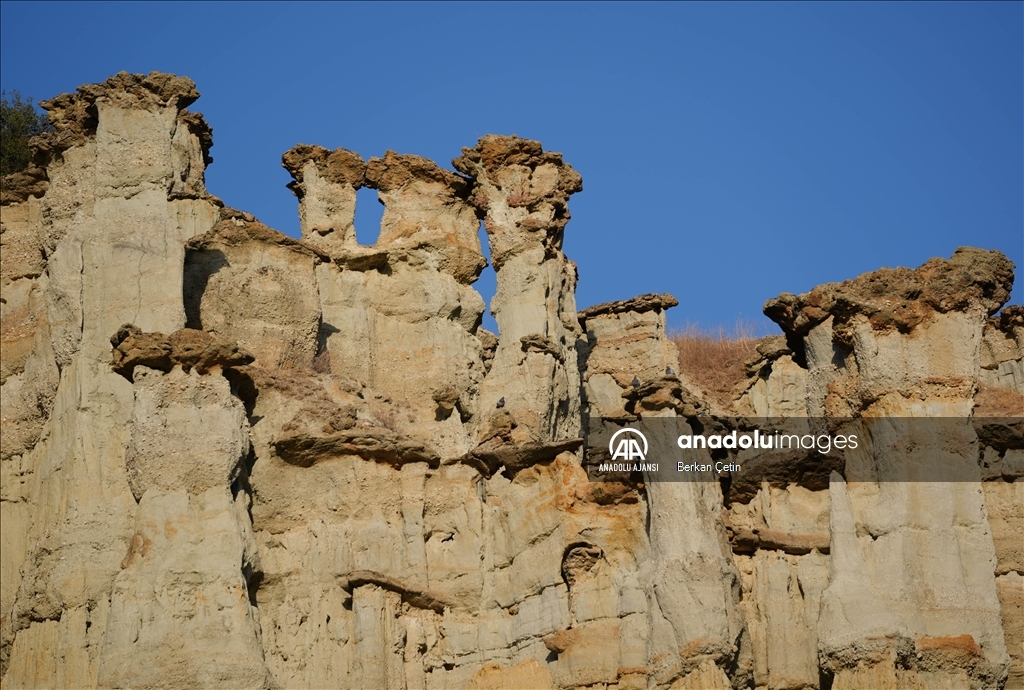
1 90 52 176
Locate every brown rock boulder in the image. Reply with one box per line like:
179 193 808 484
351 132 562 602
111 324 254 380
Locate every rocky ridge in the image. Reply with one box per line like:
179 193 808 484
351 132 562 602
1 72 1021 689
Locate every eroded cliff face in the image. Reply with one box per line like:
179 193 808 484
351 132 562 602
0 72 1021 690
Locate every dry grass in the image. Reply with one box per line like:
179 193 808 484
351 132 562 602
311 348 332 374
670 321 761 406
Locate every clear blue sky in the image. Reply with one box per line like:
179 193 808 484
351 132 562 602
2 2 1021 334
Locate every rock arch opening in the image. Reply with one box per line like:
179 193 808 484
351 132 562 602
353 185 384 246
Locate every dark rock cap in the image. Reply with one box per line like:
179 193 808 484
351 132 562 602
764 247 1014 338
578 293 680 324
282 144 366 194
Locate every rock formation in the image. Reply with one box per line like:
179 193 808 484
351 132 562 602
1 72 1021 689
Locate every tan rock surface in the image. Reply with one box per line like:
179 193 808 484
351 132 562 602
578 293 682 420
764 247 1014 342
281 144 366 255
762 253 1017 688
996 572 1024 690
184 218 323 369
984 479 1024 576
1 71 221 683
1 71 1021 690
287 147 491 464
97 488 271 689
454 135 584 446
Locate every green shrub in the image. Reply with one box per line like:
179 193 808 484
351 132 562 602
1 91 52 176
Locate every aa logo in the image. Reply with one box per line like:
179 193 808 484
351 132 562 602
609 428 648 462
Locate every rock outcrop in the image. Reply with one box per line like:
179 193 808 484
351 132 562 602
452 136 585 447
729 249 1023 690
1 72 1021 690
1 71 222 688
183 217 324 370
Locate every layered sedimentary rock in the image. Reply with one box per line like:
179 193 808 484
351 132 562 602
1 72 222 688
735 249 1023 689
282 145 490 462
579 293 743 685
1 72 1021 690
99 361 272 689
451 137 584 448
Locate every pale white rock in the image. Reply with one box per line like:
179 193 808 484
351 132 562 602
642 422 743 681
125 365 249 499
736 353 809 418
761 253 1018 688
3 73 221 684
578 292 744 684
453 136 583 445
184 221 323 369
818 472 910 663
97 488 272 689
738 549 828 689
510 586 571 644
850 311 982 411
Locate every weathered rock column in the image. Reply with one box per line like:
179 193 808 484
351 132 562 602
577 294 682 421
1 72 221 686
765 247 1016 688
280 144 366 256
578 293 743 688
979 307 1024 689
97 330 271 688
284 146 488 460
454 135 583 445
